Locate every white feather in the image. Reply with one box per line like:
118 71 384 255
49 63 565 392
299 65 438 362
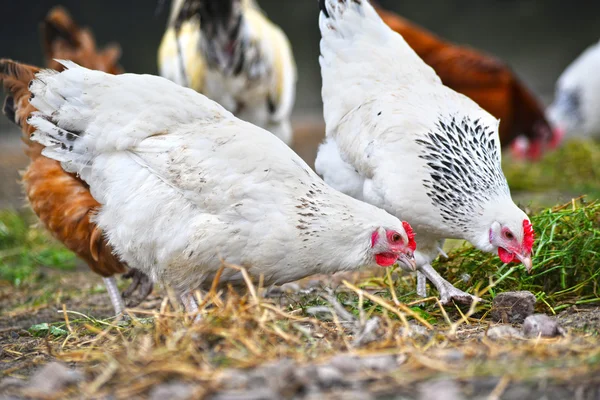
316 0 528 264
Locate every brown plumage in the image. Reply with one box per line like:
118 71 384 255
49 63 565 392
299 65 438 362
1 60 123 276
0 7 151 315
41 6 123 75
375 5 557 160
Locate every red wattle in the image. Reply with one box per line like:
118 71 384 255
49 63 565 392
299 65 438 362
375 253 397 267
498 247 515 263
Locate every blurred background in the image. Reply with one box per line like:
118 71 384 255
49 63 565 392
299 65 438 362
0 0 599 207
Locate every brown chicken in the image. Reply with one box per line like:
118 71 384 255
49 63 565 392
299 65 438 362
0 7 152 316
375 5 558 160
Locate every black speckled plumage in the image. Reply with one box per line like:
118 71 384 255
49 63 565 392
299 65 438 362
416 116 509 229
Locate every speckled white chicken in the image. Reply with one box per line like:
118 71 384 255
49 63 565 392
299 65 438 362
25 61 416 311
315 0 535 304
547 38 600 140
158 0 296 145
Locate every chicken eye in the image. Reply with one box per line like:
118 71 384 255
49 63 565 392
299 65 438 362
504 231 514 240
392 233 401 243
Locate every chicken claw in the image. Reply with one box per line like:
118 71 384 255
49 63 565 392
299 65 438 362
122 268 153 307
418 263 481 305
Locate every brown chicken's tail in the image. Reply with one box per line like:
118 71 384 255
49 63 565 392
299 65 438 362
0 59 126 278
0 59 45 159
40 6 123 74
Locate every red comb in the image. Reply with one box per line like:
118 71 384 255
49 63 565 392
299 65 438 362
402 221 417 251
523 219 534 253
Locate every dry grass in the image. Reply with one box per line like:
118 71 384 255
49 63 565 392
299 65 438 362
2 262 600 398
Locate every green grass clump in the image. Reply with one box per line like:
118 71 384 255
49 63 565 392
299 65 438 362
0 209 77 285
434 199 600 311
503 139 600 199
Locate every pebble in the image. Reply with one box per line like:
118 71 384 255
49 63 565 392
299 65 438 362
149 383 196 400
419 379 464 400
398 323 430 339
523 314 566 338
315 365 345 388
280 282 301 293
28 362 83 394
359 354 398 371
443 350 465 363
0 377 26 390
218 369 250 390
491 291 536 323
328 354 362 374
487 324 524 340
210 388 279 400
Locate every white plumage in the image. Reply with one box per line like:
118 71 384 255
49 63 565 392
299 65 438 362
316 0 534 304
158 0 297 145
548 39 600 140
27 61 416 303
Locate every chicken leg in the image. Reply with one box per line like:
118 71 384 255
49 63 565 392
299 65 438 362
418 264 479 305
122 268 154 307
180 293 202 322
103 276 125 315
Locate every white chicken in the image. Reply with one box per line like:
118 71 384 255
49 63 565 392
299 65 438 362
158 0 296 145
547 39 600 140
315 0 535 304
25 61 416 311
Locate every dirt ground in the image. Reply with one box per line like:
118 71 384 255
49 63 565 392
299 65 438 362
1 265 600 399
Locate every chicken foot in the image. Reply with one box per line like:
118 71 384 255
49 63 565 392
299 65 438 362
122 268 154 307
417 264 480 305
180 293 202 322
103 276 126 315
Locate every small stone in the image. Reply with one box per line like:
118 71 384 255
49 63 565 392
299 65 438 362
315 365 345 388
398 323 430 339
523 314 566 338
419 379 463 400
294 365 318 384
263 359 303 396
359 354 398 371
0 377 26 390
491 291 536 323
487 325 524 340
217 369 250 390
280 282 301 293
328 354 361 374
443 350 464 363
263 286 283 297
210 388 279 400
305 279 322 289
149 382 195 400
28 362 83 393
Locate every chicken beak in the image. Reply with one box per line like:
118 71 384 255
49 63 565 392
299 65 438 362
397 252 417 272
516 253 533 274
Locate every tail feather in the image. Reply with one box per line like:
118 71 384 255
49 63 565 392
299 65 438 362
0 59 44 158
318 0 438 132
40 6 123 74
27 62 94 175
